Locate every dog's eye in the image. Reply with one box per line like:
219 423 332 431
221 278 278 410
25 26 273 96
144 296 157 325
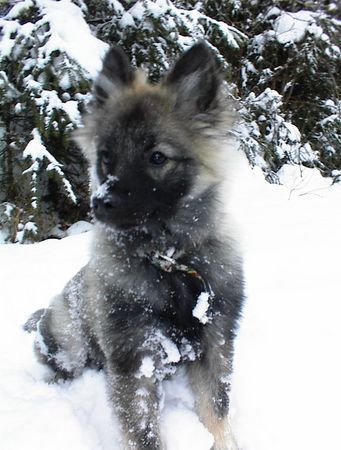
149 151 167 166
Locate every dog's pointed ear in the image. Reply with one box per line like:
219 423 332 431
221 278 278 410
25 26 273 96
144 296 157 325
93 47 134 105
164 42 221 114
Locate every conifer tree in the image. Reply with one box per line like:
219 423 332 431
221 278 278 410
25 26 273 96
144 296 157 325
204 0 341 181
84 0 246 81
0 0 99 241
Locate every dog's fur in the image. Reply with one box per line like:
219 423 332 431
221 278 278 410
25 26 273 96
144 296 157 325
25 43 244 450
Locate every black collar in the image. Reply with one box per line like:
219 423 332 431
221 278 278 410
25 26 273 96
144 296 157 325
147 249 214 298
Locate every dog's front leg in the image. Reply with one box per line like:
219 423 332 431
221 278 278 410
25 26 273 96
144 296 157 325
187 342 238 450
106 366 164 450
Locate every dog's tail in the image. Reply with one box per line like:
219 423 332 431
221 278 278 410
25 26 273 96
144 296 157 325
23 308 46 333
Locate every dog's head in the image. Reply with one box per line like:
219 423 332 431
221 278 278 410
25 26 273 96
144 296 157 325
75 42 236 231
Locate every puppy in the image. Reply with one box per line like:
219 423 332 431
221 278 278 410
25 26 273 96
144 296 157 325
25 42 244 450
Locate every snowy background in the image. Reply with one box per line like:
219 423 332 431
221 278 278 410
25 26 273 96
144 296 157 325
1 158 341 450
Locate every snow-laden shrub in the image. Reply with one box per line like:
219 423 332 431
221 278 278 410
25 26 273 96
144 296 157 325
0 0 107 242
86 0 246 80
235 2 340 179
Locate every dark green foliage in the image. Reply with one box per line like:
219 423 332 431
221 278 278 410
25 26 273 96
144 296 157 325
204 0 340 177
84 0 246 81
0 0 91 242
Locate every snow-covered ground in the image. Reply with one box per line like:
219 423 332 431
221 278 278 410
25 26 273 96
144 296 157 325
1 160 341 450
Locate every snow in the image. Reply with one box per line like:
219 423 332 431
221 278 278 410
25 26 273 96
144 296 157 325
120 12 135 28
0 20 20 57
126 0 246 51
107 0 125 16
23 128 77 205
276 164 333 198
35 90 83 127
1 160 340 449
66 221 93 237
161 371 214 450
93 176 119 200
5 0 34 19
0 0 107 78
192 292 211 324
137 356 155 378
23 129 52 162
229 161 341 450
36 0 108 78
62 100 82 127
158 332 181 365
275 11 316 44
239 88 318 167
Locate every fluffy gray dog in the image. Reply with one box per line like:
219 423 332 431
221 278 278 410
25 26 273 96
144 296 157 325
25 42 244 450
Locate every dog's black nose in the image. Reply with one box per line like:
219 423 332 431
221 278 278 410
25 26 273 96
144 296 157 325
92 194 123 212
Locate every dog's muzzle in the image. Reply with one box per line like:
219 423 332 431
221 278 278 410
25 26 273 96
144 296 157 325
92 193 123 213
